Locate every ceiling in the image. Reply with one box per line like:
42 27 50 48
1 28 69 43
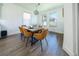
15 3 64 12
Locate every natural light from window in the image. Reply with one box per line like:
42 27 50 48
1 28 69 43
23 12 31 26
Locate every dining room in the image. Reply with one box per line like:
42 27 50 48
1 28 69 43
0 3 67 56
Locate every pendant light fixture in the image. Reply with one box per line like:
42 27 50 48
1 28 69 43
33 3 40 15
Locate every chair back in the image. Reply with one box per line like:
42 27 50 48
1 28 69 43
33 29 46 40
22 28 32 37
19 27 24 34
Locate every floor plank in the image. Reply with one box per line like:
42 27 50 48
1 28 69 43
0 32 68 56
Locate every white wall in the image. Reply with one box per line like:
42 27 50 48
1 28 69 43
76 3 79 56
39 7 64 33
63 3 77 56
73 3 78 56
0 3 31 36
0 4 3 38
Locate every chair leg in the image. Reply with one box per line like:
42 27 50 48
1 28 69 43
40 40 43 51
45 38 48 46
23 36 26 41
31 36 34 46
20 33 22 40
22 35 25 42
26 37 29 47
21 33 25 41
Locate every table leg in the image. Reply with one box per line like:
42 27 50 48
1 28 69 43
31 37 33 45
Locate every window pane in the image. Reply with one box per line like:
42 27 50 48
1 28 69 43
42 15 47 26
23 13 31 26
49 12 58 26
23 13 31 20
43 21 47 26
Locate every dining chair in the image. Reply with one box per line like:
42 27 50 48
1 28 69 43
19 27 24 40
33 29 48 51
22 28 32 46
43 29 48 45
41 29 48 46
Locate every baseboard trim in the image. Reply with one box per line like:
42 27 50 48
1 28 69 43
63 47 74 56
49 31 64 35
7 31 20 36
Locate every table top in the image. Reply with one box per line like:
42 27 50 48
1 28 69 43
23 26 42 32
27 28 39 32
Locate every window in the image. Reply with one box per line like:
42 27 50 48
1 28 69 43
23 12 31 26
49 12 58 27
42 15 47 26
31 15 38 26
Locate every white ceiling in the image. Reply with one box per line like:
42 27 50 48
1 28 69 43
15 3 64 12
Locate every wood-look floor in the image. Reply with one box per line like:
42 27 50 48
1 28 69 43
0 32 68 56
